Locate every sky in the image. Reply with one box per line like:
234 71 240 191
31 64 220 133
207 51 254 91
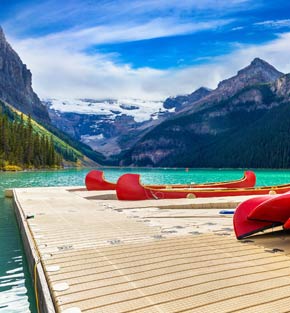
1 0 290 100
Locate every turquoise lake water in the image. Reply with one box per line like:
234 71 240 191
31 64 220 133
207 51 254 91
1 167 290 312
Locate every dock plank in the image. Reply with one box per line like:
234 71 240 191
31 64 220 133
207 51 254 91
13 186 290 313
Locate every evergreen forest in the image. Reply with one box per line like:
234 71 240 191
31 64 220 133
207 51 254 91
0 102 63 170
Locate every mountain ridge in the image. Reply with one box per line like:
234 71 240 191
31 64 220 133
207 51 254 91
121 59 290 168
45 57 287 167
175 57 284 117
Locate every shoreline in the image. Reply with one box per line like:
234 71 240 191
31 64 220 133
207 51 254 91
4 166 290 173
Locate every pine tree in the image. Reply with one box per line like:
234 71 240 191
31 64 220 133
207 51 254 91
0 109 63 170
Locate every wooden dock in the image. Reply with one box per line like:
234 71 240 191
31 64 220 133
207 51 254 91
12 186 290 313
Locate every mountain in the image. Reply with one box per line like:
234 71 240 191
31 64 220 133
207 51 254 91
2 25 288 169
0 26 50 123
174 58 283 117
44 89 212 158
163 87 212 111
45 58 285 166
44 98 171 157
0 26 102 167
272 73 290 97
122 58 290 168
216 58 283 99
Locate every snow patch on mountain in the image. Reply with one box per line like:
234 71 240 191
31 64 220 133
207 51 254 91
45 98 168 122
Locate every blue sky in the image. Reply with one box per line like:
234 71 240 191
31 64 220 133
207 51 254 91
1 0 290 100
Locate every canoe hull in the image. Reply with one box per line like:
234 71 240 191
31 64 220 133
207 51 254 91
233 196 278 239
85 170 256 191
85 170 116 191
116 173 290 201
248 192 290 223
233 191 290 239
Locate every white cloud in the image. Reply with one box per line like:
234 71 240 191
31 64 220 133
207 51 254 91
4 0 289 102
227 32 290 72
10 40 166 99
160 33 290 96
231 26 244 31
10 17 231 51
255 19 290 29
7 16 232 100
8 31 290 101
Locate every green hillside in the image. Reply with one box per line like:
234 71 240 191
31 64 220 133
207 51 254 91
0 100 94 170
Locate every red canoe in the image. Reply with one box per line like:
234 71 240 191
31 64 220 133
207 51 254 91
115 172 290 201
85 170 116 191
85 170 256 191
116 174 290 201
234 191 290 239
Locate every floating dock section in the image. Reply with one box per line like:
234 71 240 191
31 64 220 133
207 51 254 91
11 187 290 313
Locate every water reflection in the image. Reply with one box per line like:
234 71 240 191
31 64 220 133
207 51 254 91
0 197 36 313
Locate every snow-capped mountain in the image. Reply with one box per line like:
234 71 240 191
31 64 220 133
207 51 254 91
45 98 170 123
43 85 214 159
43 97 173 156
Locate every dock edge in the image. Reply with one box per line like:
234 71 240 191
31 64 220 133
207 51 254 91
12 189 56 313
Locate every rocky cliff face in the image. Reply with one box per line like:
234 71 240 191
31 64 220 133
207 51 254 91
217 58 283 98
163 87 212 111
46 106 160 156
272 73 290 98
0 26 50 123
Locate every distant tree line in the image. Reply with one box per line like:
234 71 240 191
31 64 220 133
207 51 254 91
0 110 62 170
43 122 106 164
